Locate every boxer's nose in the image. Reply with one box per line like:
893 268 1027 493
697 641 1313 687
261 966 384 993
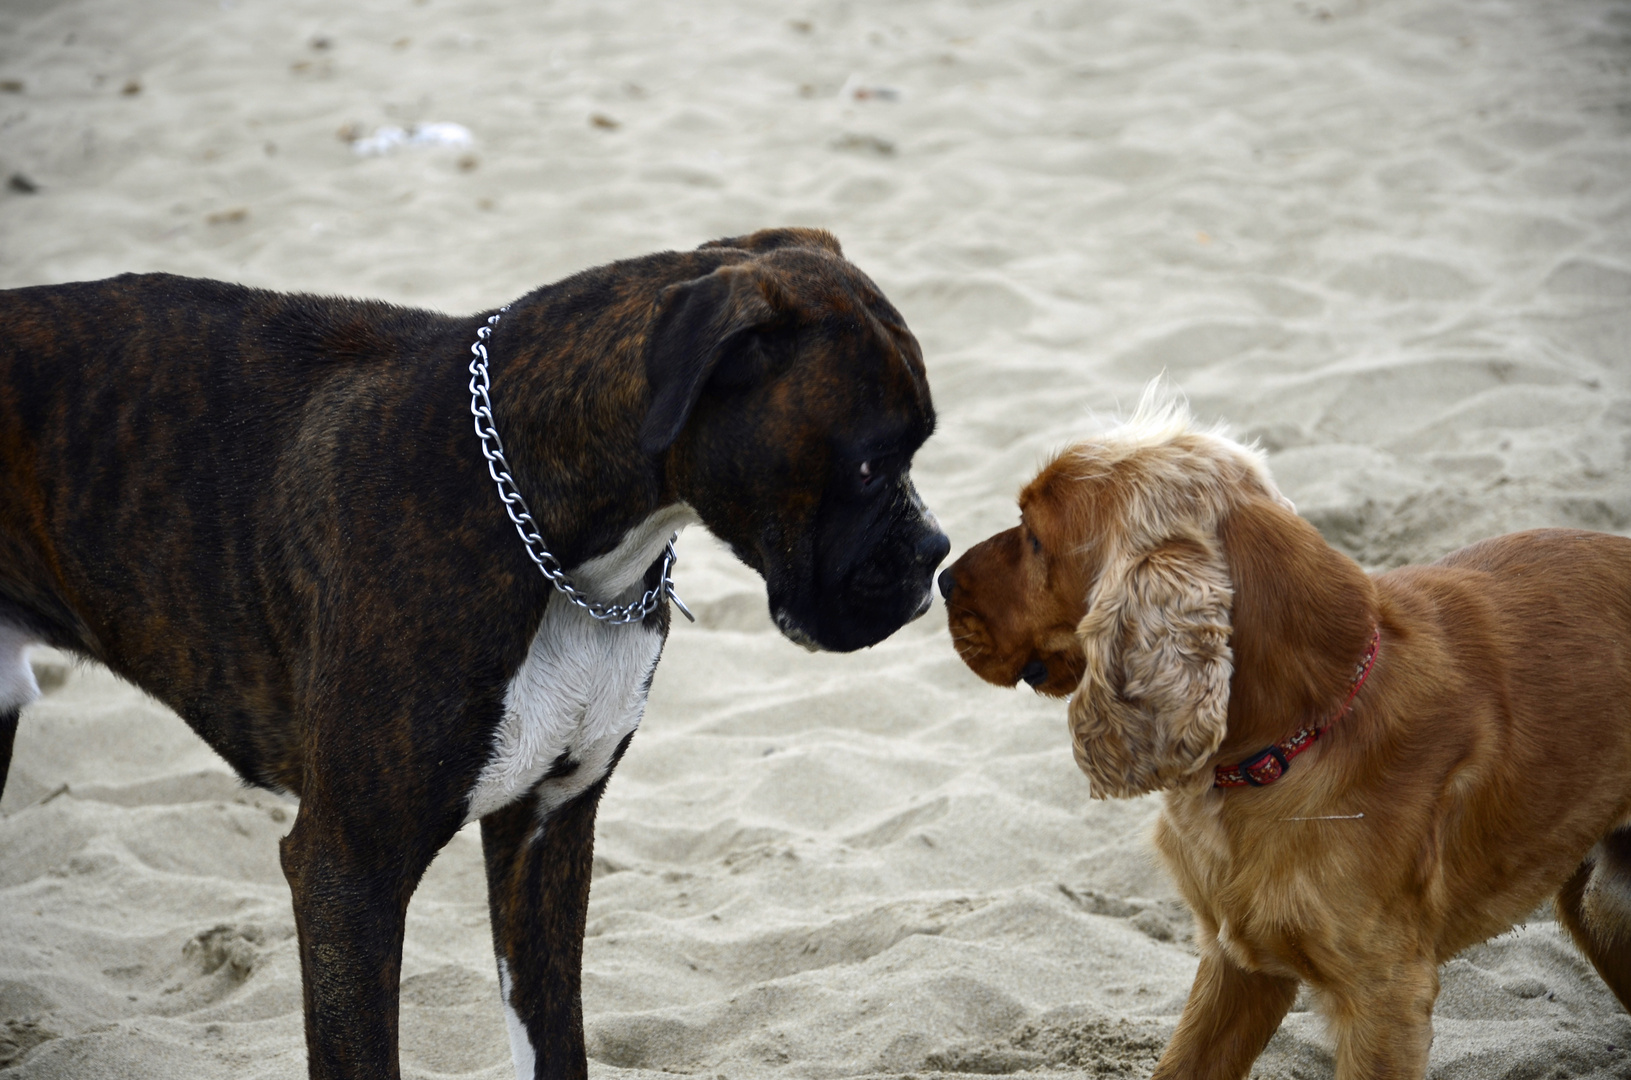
1020 659 1049 687
937 567 957 600
919 531 951 569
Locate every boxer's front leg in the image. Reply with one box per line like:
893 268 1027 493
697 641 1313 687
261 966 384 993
481 766 620 1080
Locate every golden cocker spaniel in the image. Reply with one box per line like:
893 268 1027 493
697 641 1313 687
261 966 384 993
940 391 1631 1079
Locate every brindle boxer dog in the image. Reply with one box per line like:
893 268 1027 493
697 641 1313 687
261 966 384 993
0 227 948 1080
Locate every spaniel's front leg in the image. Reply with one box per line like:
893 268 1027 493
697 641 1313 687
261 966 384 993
1323 958 1437 1080
1152 946 1298 1080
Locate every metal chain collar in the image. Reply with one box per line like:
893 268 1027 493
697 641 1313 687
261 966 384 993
468 307 692 625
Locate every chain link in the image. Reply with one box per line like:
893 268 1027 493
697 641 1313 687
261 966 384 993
468 307 691 625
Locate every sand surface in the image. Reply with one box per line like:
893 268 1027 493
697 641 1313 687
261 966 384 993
3 0 1631 1077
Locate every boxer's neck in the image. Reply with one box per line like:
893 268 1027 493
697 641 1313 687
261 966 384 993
477 292 678 574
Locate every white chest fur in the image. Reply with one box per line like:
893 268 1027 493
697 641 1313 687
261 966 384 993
463 504 698 825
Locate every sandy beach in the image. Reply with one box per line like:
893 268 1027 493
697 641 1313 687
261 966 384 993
3 0 1631 1076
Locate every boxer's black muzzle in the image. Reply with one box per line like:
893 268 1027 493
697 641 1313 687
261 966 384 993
771 472 948 652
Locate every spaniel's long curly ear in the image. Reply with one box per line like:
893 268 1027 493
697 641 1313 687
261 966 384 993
1069 535 1234 798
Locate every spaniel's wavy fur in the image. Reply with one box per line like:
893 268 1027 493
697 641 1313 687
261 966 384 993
942 388 1631 1079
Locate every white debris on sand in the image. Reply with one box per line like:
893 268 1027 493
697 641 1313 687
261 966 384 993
350 121 474 156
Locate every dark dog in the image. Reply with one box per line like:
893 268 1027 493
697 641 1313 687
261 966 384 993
0 227 949 1079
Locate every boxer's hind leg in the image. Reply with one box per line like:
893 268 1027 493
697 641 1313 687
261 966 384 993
278 666 477 1080
481 739 631 1080
0 623 41 800
281 779 468 1080
0 706 18 802
1557 827 1631 1012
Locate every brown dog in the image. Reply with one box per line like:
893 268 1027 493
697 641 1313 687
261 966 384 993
940 392 1631 1079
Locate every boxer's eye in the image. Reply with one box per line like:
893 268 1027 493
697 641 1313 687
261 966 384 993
1030 533 1042 556
852 453 900 494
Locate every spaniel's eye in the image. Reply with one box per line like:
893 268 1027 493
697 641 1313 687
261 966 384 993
1030 533 1043 556
859 461 875 486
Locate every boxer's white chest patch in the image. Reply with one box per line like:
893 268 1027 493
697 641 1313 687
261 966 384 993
464 504 697 825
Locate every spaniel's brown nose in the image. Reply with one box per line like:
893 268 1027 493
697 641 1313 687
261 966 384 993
937 567 957 600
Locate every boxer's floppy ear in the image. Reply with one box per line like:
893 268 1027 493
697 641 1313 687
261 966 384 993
640 264 779 454
1069 534 1234 798
699 227 842 256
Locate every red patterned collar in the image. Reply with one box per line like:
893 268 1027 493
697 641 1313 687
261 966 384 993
1214 627 1381 789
